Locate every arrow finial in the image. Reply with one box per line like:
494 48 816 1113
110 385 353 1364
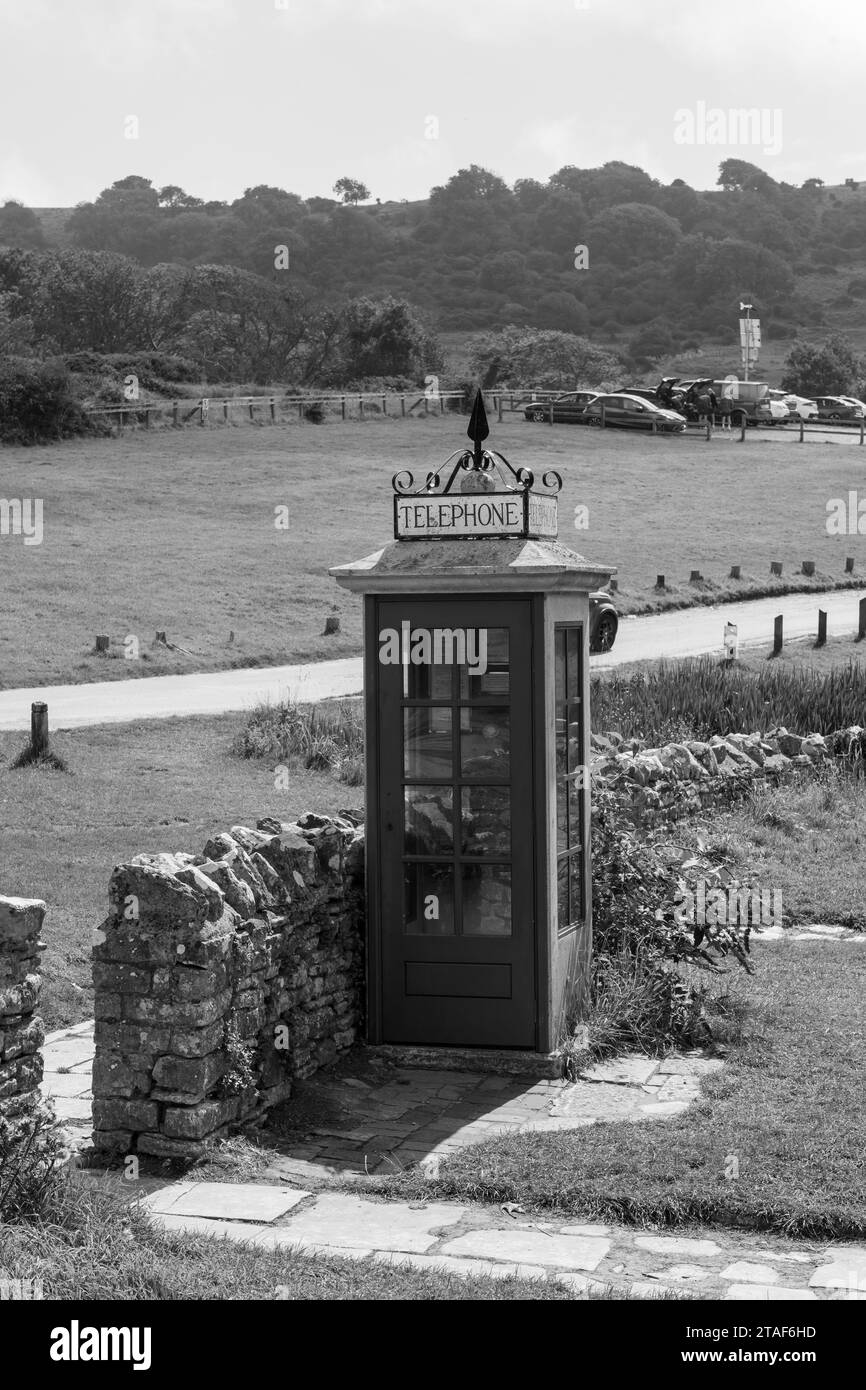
467 389 490 469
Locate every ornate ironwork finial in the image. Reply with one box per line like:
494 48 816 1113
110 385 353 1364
467 389 489 471
391 388 562 500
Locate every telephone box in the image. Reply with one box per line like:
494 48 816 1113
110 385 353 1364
331 398 614 1055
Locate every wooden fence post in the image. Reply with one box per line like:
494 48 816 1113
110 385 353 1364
381 394 387 415
859 597 866 640
95 635 109 654
845 556 855 573
773 615 784 655
30 702 49 759
249 400 255 422
400 395 405 418
799 417 805 443
816 610 827 646
270 398 276 423
342 395 347 420
173 401 179 428
730 565 741 579
359 396 365 420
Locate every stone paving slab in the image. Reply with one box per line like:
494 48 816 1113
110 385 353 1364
440 1229 611 1271
276 1194 471 1254
143 1181 311 1222
43 1071 93 1098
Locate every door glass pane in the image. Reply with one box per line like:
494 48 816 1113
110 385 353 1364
461 786 510 856
405 786 453 855
406 650 452 700
459 627 510 699
404 863 455 935
462 865 512 936
461 707 510 779
404 708 452 779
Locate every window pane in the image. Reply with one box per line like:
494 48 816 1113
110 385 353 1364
460 786 510 856
403 636 450 706
567 702 583 773
566 627 581 702
461 707 510 779
568 853 584 924
567 769 584 851
405 785 453 856
404 863 455 936
404 708 452 779
462 865 512 936
557 857 570 931
555 629 566 705
460 627 509 698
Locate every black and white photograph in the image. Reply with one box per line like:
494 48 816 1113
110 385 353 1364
0 0 863 1356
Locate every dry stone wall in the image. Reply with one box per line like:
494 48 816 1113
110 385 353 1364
590 724 865 825
91 814 364 1158
0 897 45 1118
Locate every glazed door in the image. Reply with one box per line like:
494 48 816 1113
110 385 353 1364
376 598 536 1047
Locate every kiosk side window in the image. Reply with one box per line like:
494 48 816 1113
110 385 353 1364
554 624 585 932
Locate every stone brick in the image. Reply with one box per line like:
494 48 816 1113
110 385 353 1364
94 993 122 1022
0 898 46 948
91 1128 134 1154
1 1017 44 1062
123 989 232 1028
174 962 228 1001
136 1131 225 1158
108 862 217 928
93 1097 159 1131
163 1097 239 1140
0 974 41 1021
152 1053 225 1098
169 1019 226 1058
92 963 153 995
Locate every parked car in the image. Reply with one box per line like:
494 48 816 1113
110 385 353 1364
813 396 864 422
838 395 866 415
523 390 598 424
774 391 818 421
583 393 687 432
615 386 659 403
589 591 618 653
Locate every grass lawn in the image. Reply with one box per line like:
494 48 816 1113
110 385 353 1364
699 767 866 930
394 939 866 1239
0 713 361 1031
2 416 865 689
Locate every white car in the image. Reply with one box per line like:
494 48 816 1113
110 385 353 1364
839 395 866 414
776 392 819 421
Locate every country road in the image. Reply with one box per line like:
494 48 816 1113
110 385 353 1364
0 588 863 732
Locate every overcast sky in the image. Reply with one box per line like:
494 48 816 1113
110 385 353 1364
1 0 864 207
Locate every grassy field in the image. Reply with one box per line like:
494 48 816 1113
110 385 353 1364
609 633 866 680
396 939 866 1238
0 713 362 1031
1 416 865 689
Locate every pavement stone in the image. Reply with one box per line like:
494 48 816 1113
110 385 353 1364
279 1194 470 1254
725 1284 817 1300
636 1237 722 1257
144 1181 311 1222
721 1261 781 1283
440 1229 610 1271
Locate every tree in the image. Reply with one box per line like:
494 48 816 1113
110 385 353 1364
801 177 825 193
157 185 204 210
468 326 623 390
588 203 681 269
333 178 370 205
329 295 442 382
717 159 776 194
780 334 861 396
0 202 46 250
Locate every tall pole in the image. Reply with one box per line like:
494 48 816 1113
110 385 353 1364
744 304 750 382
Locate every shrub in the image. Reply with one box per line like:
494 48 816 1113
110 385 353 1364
0 1107 69 1222
232 699 363 785
0 358 103 445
